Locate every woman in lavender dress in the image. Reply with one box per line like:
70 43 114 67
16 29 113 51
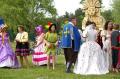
0 21 19 68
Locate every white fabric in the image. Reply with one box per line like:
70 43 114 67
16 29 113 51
32 53 52 66
15 32 28 42
34 43 45 53
83 25 97 41
33 60 52 66
74 41 109 75
33 53 47 59
74 25 109 75
0 56 13 67
101 30 112 70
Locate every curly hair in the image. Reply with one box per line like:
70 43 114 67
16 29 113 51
104 21 113 30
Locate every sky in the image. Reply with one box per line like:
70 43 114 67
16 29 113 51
54 0 113 16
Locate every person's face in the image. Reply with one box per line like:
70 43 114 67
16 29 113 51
51 26 55 32
72 19 77 26
108 22 113 30
18 27 22 32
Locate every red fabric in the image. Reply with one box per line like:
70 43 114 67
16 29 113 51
33 52 44 55
117 50 120 68
112 46 120 50
33 57 52 62
33 57 47 62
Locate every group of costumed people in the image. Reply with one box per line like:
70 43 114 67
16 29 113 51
0 18 58 69
0 17 120 75
61 17 120 75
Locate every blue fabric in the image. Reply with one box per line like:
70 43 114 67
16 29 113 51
73 26 82 52
61 23 82 52
0 18 4 28
0 18 4 25
61 23 73 48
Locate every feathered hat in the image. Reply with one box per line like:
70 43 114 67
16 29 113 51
0 18 8 29
35 25 44 35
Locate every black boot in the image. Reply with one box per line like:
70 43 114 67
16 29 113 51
66 62 72 73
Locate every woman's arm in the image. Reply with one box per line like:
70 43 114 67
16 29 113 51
101 30 106 44
35 33 45 46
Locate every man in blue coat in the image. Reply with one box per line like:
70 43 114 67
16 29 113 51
61 17 82 73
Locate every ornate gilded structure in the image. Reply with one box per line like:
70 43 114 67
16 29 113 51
82 0 105 30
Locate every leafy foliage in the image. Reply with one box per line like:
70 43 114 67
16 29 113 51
101 10 114 21
112 0 120 23
0 0 57 40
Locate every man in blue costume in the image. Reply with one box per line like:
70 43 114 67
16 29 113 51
61 17 82 73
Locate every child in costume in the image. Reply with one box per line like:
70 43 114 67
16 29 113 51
32 25 52 66
45 24 58 70
56 35 62 55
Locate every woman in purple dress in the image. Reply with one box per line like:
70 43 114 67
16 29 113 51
0 21 19 68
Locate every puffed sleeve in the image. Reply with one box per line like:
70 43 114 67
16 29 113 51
15 33 20 41
21 32 28 42
101 30 106 37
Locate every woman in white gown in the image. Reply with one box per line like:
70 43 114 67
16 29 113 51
73 21 109 75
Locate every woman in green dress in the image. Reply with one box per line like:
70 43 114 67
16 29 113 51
45 24 58 70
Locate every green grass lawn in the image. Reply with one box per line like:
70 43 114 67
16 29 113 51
0 43 120 79
0 55 120 79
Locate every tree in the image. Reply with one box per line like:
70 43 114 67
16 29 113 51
75 8 84 28
101 10 114 21
0 0 57 40
112 0 120 23
0 0 57 29
64 12 70 18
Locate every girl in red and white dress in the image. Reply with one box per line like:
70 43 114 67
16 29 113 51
32 25 52 66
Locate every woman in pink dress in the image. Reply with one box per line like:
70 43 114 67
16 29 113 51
32 25 52 66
